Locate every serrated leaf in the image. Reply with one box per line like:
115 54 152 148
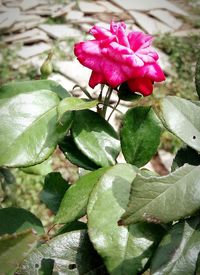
159 96 200 152
0 207 44 236
59 136 100 171
0 230 38 274
151 216 200 275
58 97 98 120
172 146 200 171
18 230 107 275
72 110 120 167
87 164 164 275
55 167 108 224
40 172 69 214
120 106 161 167
120 165 200 225
0 81 73 167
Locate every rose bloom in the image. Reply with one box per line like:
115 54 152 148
74 21 165 96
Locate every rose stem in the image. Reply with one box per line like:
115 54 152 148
101 86 113 118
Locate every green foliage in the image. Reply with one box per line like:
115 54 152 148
1 56 200 274
151 216 200 275
0 229 38 274
40 172 70 214
55 167 108 224
18 230 107 274
120 106 162 167
87 164 164 275
0 80 72 167
121 165 200 225
72 110 120 167
0 207 44 235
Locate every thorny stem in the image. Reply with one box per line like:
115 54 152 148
107 96 120 122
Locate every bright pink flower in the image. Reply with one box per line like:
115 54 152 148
74 22 165 96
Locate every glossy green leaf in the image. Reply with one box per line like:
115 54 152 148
59 136 100 171
159 96 200 152
151 216 200 275
72 110 120 167
58 97 98 120
0 84 73 167
120 106 161 167
21 157 53 175
18 230 107 275
87 164 164 275
118 82 142 101
0 207 44 236
120 165 200 225
172 146 200 171
40 172 69 214
55 167 108 224
195 54 200 98
0 79 71 100
0 230 38 274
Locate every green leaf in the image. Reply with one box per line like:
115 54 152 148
21 157 53 176
120 106 162 167
159 96 200 152
55 167 108 224
195 54 200 98
120 165 200 225
87 164 164 275
59 136 100 171
151 216 200 275
0 230 38 274
18 230 107 274
40 172 69 214
58 97 98 120
55 221 87 236
0 79 71 100
0 83 73 167
0 207 44 236
118 82 142 101
172 146 200 171
72 110 120 167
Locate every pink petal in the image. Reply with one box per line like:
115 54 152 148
104 42 144 67
110 21 126 35
90 25 112 40
144 63 166 82
128 32 153 51
128 77 153 96
89 71 106 88
117 25 130 47
76 53 102 72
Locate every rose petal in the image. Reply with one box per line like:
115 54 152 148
117 25 130 47
128 77 153 96
89 71 106 88
90 25 112 40
144 63 166 81
128 32 153 51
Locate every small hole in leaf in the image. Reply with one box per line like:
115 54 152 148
68 263 76 270
193 136 196 139
35 263 39 268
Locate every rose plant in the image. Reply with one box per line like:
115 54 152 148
0 22 200 275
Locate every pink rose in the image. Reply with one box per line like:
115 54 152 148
74 21 165 96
